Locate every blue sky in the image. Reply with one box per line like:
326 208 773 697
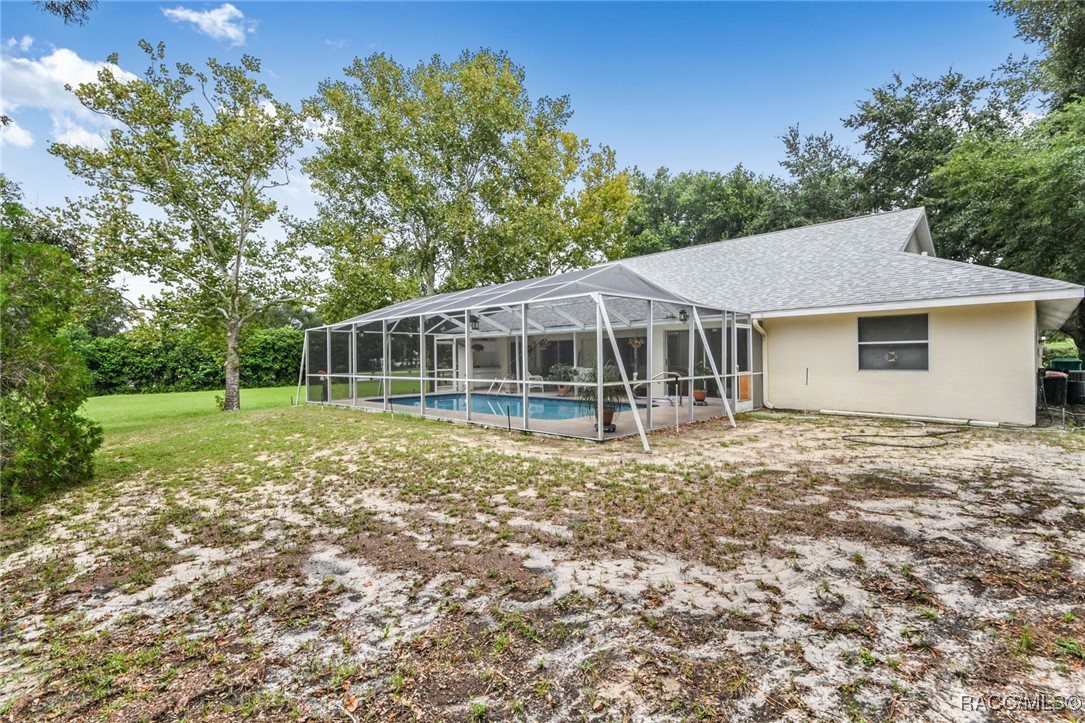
3 1 1030 215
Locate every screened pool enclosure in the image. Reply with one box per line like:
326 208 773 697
300 264 760 452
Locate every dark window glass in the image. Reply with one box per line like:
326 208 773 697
858 314 928 343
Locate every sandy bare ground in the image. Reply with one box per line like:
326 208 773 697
3 409 1085 721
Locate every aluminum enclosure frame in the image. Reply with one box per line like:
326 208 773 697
300 264 755 452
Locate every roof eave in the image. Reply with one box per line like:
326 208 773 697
752 287 1085 320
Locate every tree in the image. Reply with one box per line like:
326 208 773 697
623 166 778 257
843 70 1032 213
932 99 1085 344
1 182 102 511
256 301 323 331
314 221 417 324
2 175 132 337
50 42 318 411
466 146 635 282
304 49 633 299
996 0 1085 107
36 0 97 25
760 127 867 230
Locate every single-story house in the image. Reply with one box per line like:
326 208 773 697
303 208 1083 449
620 207 1083 427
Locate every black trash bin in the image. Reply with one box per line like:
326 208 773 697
1069 370 1085 405
1043 373 1068 406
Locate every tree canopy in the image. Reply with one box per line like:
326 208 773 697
623 166 777 256
932 99 1085 345
50 41 318 411
996 0 1085 107
304 49 634 305
843 70 1032 213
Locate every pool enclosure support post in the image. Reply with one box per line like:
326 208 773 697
730 312 737 410
326 327 332 406
464 309 473 423
521 304 529 431
595 300 604 441
350 324 357 407
693 307 736 428
418 314 426 417
295 332 308 405
687 309 695 423
646 301 654 430
382 320 390 412
598 295 651 453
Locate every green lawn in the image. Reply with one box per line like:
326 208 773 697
84 376 428 436
84 386 299 434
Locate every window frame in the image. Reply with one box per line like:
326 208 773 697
856 313 930 372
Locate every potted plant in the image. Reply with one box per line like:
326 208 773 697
577 361 624 429
546 363 577 395
693 361 710 403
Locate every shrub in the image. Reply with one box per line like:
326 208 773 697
1 237 103 511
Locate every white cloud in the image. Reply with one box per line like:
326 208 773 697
324 38 347 49
304 115 337 139
0 46 136 148
51 114 106 149
0 119 34 148
4 35 34 52
162 3 253 46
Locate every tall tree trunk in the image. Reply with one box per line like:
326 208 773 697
1064 302 1085 355
425 262 436 296
223 319 241 411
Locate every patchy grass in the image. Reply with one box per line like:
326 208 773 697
3 398 1085 720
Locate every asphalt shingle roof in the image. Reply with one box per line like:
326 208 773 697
618 208 1082 314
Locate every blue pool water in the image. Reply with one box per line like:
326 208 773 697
384 393 642 420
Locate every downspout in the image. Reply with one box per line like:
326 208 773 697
752 318 774 410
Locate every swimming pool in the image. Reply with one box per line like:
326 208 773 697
383 392 643 421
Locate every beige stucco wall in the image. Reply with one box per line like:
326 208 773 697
761 301 1037 425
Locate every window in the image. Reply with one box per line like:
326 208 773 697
858 314 928 371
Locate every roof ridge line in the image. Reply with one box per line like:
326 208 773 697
902 251 1084 288
615 208 925 265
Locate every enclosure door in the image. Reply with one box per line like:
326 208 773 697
736 325 754 412
434 339 456 390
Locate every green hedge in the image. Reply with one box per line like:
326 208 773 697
73 327 304 395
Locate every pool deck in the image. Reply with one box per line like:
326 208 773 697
319 389 736 441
